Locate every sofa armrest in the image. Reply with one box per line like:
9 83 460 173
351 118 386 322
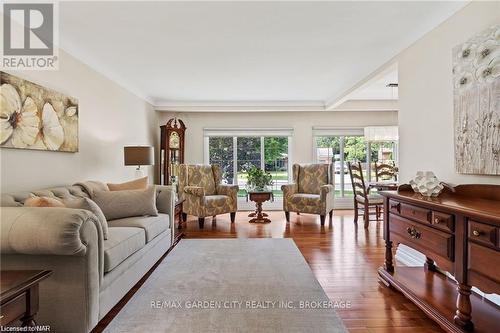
184 186 205 197
1 206 103 333
156 185 175 223
1 207 102 256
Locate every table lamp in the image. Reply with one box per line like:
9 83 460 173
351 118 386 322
124 146 154 178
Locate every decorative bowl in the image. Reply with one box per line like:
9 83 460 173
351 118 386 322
409 171 444 197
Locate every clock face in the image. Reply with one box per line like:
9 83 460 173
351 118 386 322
169 132 180 149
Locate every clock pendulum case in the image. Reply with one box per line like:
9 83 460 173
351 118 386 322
160 118 186 185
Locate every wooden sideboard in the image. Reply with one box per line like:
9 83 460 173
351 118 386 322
378 184 500 333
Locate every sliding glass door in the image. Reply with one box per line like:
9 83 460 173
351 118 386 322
315 130 398 208
315 135 367 198
368 141 398 180
342 136 368 197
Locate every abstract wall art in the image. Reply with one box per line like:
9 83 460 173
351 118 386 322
0 72 78 152
453 24 499 175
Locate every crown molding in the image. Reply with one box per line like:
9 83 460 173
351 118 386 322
154 99 398 113
154 100 326 112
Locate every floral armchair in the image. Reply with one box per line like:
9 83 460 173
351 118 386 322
179 164 238 228
281 163 335 225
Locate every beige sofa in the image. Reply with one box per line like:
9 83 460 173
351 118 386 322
0 183 175 333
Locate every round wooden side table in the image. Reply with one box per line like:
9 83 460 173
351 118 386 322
247 190 272 223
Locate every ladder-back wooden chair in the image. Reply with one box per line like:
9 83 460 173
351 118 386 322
348 162 383 228
374 161 398 182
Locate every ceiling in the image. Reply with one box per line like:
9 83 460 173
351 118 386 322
348 70 399 100
59 1 467 109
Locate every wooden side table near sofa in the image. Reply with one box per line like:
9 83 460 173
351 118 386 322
0 270 52 327
173 199 185 245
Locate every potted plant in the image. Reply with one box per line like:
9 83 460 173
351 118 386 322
246 165 274 191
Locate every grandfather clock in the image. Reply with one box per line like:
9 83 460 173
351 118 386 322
160 118 186 185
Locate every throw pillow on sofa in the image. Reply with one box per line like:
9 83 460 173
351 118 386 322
93 186 158 220
64 197 109 240
107 176 148 191
24 196 65 207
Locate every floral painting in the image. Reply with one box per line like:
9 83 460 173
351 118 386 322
453 24 499 175
0 72 78 152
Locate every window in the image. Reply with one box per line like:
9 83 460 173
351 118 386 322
204 128 292 200
263 137 289 198
208 137 234 184
236 137 261 190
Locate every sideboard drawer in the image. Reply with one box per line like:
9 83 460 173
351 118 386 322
430 211 454 233
400 203 431 224
468 221 498 249
390 214 454 262
468 242 500 294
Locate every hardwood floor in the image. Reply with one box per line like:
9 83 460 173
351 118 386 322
183 210 443 333
94 209 443 332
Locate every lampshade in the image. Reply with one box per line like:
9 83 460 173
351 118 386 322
124 146 154 166
364 126 399 142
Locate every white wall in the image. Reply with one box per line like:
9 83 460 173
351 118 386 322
397 2 500 304
398 1 500 185
157 111 398 164
0 50 158 193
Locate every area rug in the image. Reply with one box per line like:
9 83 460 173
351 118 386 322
104 239 347 332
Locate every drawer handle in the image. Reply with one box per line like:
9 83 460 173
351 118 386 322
433 217 441 224
406 226 422 239
472 230 482 237
390 203 400 211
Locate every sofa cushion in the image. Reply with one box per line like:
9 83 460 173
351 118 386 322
107 214 169 243
107 177 148 191
104 227 145 273
93 186 158 221
298 164 328 194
